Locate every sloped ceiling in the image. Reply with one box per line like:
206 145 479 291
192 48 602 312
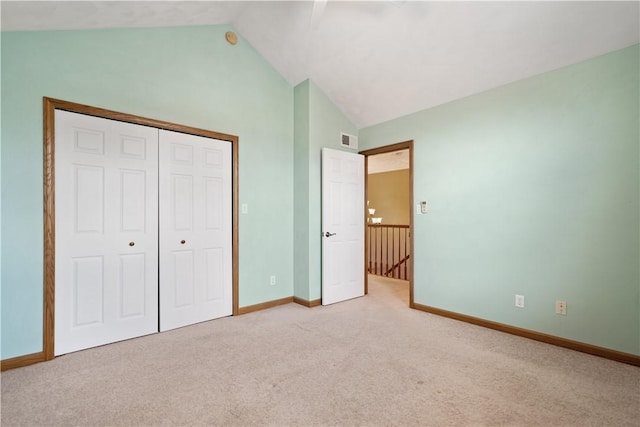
2 1 639 128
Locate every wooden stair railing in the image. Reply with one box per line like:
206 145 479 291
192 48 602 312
385 253 411 276
367 224 410 280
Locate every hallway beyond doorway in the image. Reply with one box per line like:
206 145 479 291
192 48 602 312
367 274 409 307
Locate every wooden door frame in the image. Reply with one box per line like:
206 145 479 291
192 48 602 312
42 97 240 360
359 141 414 307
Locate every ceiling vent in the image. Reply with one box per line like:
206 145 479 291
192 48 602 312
340 132 358 150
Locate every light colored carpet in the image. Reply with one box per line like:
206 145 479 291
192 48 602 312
2 275 639 426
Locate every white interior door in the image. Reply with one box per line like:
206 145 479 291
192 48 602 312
159 130 232 331
321 148 365 305
55 110 159 356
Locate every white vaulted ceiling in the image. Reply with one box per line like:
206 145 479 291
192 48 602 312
2 1 639 128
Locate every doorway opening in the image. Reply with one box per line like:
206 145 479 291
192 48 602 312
360 141 414 307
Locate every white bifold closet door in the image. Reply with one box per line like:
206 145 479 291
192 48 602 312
55 110 159 356
55 111 232 355
158 130 232 332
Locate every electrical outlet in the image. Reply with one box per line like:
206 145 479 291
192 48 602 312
555 300 567 315
515 294 525 308
269 275 276 286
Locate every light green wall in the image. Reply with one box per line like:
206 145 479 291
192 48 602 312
1 25 294 359
293 81 311 301
293 80 358 301
360 45 640 355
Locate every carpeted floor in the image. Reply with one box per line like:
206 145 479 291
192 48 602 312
2 275 639 426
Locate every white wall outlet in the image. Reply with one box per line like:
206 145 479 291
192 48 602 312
555 300 567 315
515 294 525 308
269 275 276 286
241 203 248 214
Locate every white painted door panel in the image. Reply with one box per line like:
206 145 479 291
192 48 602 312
159 130 232 331
321 148 365 305
55 110 159 356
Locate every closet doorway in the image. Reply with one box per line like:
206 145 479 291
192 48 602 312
43 98 239 359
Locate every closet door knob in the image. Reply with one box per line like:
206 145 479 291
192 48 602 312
129 242 135 247
180 240 186 244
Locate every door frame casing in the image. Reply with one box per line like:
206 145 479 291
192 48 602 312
360 141 414 307
42 97 240 360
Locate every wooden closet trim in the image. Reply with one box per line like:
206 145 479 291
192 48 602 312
42 97 240 362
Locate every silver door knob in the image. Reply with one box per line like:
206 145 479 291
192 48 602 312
324 232 336 237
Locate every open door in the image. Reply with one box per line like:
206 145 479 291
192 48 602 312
321 148 365 305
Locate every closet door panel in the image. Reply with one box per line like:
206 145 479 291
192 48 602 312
173 250 195 308
119 253 147 318
120 169 147 232
74 165 105 233
203 177 225 303
72 255 105 326
159 130 232 332
171 174 194 231
204 248 225 301
55 110 159 356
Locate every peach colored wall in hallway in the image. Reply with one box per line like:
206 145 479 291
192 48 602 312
367 169 410 225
